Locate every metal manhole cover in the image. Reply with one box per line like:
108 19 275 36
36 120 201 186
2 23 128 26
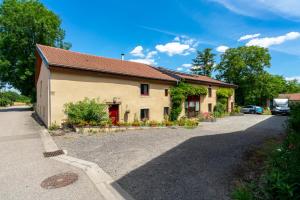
41 172 78 189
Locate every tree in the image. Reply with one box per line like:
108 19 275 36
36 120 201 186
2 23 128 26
215 46 271 105
0 0 71 98
191 48 215 77
285 79 300 93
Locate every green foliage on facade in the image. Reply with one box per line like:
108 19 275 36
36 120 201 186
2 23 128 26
216 88 234 98
170 82 207 121
213 88 234 117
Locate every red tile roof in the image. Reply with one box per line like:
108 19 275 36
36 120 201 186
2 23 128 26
278 93 300 101
157 67 237 87
36 44 177 82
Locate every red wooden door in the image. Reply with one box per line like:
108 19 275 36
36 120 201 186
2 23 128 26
186 95 200 118
109 105 119 125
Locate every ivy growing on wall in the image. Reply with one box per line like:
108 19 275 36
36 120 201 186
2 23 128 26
214 88 234 115
216 88 234 98
170 82 207 121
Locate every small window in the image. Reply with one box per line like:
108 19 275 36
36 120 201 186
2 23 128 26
208 103 212 112
141 84 149 96
208 86 212 98
165 89 169 96
164 107 169 116
140 109 149 121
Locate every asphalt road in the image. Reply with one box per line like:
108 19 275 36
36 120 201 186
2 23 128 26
55 115 287 200
0 107 101 200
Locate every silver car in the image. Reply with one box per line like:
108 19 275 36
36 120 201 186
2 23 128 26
241 105 256 114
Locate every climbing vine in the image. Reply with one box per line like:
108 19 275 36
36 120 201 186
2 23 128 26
214 88 234 115
216 88 234 98
170 82 207 121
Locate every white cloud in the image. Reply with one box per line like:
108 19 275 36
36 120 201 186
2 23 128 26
129 50 157 65
182 63 192 68
216 45 229 53
246 32 300 48
285 76 300 82
156 42 192 56
238 33 261 41
146 51 157 58
176 67 183 71
155 36 198 56
130 46 145 57
211 0 300 20
129 58 155 65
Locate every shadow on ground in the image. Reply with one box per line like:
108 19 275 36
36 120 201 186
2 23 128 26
0 106 32 112
114 116 286 200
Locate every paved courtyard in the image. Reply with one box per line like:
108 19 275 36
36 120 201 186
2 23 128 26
54 115 287 200
0 107 101 200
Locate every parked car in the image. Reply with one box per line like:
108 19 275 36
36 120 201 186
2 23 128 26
241 105 263 114
271 98 290 115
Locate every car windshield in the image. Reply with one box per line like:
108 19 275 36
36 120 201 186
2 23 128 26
276 104 288 108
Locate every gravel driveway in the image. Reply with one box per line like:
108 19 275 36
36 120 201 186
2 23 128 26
54 115 287 200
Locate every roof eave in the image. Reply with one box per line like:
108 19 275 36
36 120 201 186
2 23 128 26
49 64 177 83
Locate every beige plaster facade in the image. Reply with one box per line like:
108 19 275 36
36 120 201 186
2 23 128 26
36 61 50 125
36 64 235 128
178 85 235 118
48 67 172 126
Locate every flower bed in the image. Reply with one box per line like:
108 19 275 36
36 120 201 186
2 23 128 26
74 125 169 134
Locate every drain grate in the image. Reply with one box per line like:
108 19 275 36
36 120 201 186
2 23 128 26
41 172 78 189
43 149 64 157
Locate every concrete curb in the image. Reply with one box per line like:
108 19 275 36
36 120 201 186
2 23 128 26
39 128 133 200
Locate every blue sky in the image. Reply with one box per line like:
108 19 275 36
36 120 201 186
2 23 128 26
42 0 300 81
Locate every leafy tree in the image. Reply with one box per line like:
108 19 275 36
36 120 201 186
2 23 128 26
285 79 300 93
215 46 271 105
0 0 70 98
191 48 215 77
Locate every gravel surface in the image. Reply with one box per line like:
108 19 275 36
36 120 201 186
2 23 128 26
54 115 287 200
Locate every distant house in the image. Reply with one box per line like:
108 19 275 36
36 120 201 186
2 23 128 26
35 44 237 127
278 93 300 103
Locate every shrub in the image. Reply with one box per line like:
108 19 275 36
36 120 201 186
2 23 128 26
199 112 215 121
49 122 60 131
263 107 272 115
131 120 142 127
176 117 198 128
232 102 300 200
117 122 130 127
233 106 241 113
184 119 198 128
16 95 31 103
149 120 159 127
213 102 227 118
177 117 187 126
163 120 173 127
64 98 109 126
0 96 12 107
0 91 31 104
289 103 300 132
0 91 19 102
